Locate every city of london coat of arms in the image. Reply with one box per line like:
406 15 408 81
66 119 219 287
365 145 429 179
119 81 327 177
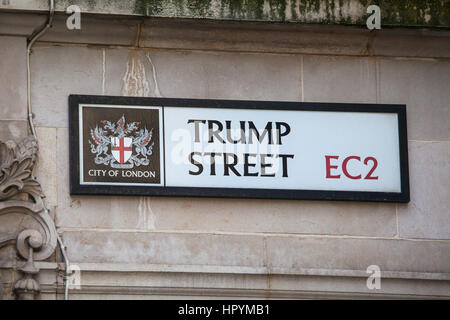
89 115 154 169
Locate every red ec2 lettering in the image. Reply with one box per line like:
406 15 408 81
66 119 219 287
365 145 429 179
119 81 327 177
325 155 379 180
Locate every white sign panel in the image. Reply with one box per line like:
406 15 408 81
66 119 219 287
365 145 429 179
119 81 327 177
164 107 401 193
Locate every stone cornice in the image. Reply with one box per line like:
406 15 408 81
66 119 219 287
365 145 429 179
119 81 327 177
5 261 447 299
1 12 449 59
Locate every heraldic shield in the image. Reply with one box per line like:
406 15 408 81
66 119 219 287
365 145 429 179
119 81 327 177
111 136 133 166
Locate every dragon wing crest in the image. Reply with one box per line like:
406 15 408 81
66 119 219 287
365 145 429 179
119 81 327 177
90 126 110 146
133 128 153 147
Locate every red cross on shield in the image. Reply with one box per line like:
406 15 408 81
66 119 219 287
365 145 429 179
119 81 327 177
111 137 132 164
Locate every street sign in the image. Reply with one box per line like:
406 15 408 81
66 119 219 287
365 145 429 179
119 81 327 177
69 95 409 202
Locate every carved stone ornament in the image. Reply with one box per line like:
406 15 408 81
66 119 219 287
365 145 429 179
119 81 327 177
0 135 57 300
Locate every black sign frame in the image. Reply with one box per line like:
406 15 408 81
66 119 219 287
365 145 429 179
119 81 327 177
69 94 410 202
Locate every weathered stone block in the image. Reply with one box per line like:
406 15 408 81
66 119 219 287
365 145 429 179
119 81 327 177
0 120 28 142
398 141 450 240
266 236 450 273
0 13 46 37
150 197 397 237
35 127 57 207
379 59 450 141
0 36 27 121
372 29 450 59
31 45 103 128
62 230 265 267
141 20 370 56
303 55 377 103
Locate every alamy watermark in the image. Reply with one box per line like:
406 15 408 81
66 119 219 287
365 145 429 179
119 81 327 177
367 5 381 30
66 264 82 290
366 265 381 290
66 5 81 30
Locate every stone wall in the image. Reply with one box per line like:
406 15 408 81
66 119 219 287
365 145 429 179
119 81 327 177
0 12 449 299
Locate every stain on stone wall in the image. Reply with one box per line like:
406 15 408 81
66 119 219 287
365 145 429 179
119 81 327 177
131 0 449 27
121 51 151 97
5 0 446 27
